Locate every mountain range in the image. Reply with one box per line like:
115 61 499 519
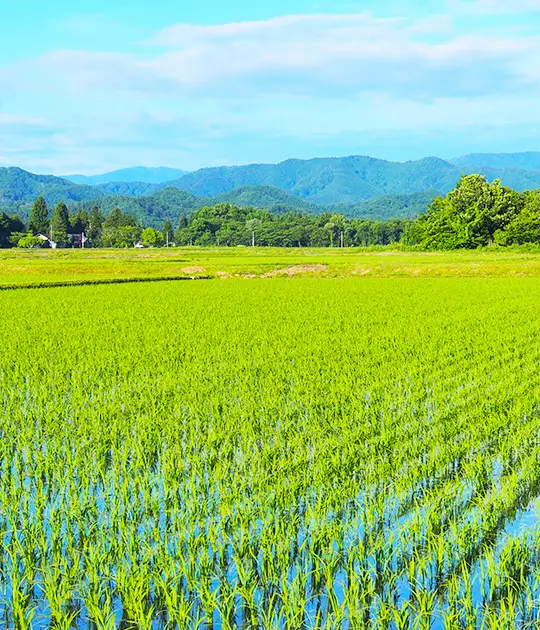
65 166 186 186
450 152 540 172
2 152 540 227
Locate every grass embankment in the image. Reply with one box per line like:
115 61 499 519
2 246 540 287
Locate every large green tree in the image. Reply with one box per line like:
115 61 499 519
100 208 139 248
70 209 90 235
103 207 137 229
162 220 173 243
101 226 141 248
0 213 25 248
496 191 540 245
141 227 163 247
28 196 49 235
411 175 524 249
88 206 105 244
51 201 70 245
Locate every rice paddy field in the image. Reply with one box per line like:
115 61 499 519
2 259 540 628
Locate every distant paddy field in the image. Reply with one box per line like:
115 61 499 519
2 247 540 287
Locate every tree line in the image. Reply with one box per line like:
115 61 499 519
0 200 174 249
2 175 540 249
0 197 408 248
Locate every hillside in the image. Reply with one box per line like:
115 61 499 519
71 187 436 228
0 167 103 205
164 155 540 204
212 186 315 213
96 181 162 196
76 188 207 228
0 169 315 225
4 155 540 228
330 191 440 220
65 166 186 186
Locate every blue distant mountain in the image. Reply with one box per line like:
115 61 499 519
65 166 186 186
451 152 540 172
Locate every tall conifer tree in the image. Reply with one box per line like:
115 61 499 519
51 201 70 244
28 196 49 235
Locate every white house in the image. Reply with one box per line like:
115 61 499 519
37 234 57 249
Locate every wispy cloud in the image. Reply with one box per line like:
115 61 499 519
449 0 540 14
3 12 536 100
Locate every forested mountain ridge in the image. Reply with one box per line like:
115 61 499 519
96 181 162 197
5 173 540 250
74 187 434 228
163 156 460 204
211 186 315 212
152 155 540 204
328 191 441 221
75 188 207 227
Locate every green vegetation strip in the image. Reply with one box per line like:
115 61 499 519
0 274 210 291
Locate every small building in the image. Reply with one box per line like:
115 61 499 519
37 234 57 249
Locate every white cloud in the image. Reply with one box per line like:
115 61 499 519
2 12 536 101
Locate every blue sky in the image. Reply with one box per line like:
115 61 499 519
2 0 540 174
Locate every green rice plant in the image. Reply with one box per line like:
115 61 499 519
392 601 413 630
84 581 117 630
6 560 37 630
115 561 154 629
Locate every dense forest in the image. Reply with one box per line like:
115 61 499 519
2 174 540 249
